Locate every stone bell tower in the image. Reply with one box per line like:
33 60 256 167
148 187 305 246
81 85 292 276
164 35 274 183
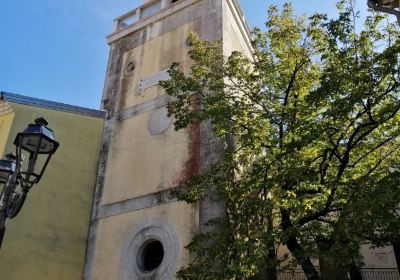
83 0 251 279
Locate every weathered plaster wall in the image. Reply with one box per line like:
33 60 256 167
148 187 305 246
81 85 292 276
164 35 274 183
91 202 198 280
102 110 191 204
0 101 14 157
85 0 228 278
361 244 398 268
0 103 103 280
222 0 252 57
101 22 195 205
118 21 195 110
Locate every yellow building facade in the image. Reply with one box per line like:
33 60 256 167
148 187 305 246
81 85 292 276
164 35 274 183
0 92 104 280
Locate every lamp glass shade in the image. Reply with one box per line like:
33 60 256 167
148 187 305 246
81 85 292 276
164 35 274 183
0 160 16 184
14 124 59 155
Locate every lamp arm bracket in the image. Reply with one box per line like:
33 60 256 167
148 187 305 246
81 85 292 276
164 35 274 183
6 192 27 219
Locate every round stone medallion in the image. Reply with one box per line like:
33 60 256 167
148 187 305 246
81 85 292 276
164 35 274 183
147 107 173 136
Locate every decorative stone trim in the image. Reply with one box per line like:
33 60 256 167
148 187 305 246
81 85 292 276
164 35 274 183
96 187 180 220
120 219 180 280
118 95 170 121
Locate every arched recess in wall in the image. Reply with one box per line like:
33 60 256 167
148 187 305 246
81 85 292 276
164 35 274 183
120 219 180 280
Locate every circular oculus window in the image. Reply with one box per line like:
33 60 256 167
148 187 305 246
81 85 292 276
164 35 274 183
125 61 136 75
137 239 165 272
120 219 180 280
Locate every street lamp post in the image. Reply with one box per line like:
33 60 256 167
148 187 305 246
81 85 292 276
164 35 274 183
368 0 400 25
0 117 59 248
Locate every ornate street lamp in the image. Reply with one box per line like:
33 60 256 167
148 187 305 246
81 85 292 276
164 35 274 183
368 0 400 25
0 117 59 248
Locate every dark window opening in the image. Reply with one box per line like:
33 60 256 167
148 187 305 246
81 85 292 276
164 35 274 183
140 240 164 272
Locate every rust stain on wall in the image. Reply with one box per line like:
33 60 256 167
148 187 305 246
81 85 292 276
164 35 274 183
174 122 200 186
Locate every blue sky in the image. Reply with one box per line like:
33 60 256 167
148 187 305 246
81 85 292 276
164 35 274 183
0 1 370 109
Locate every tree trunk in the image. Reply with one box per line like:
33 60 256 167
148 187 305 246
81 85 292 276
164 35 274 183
317 237 348 280
258 267 277 280
281 210 319 280
316 237 363 280
320 266 348 280
258 214 277 280
320 260 348 280
258 247 277 280
348 265 362 280
392 240 400 275
286 236 320 280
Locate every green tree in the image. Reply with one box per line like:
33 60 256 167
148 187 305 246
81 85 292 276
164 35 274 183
161 1 400 279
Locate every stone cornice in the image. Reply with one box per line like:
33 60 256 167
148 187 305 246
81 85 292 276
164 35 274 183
1 91 105 118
